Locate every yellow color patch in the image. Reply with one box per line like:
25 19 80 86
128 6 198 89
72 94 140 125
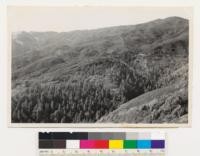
109 140 123 149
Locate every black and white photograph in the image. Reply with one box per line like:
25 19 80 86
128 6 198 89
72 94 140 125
8 6 192 126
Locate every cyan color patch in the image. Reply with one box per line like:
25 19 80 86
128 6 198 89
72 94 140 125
137 140 151 149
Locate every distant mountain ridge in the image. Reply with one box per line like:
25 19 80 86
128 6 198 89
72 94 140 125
12 16 188 55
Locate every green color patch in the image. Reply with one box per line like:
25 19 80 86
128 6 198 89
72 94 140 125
123 140 137 149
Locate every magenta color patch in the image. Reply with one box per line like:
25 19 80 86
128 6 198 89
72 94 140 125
80 140 96 149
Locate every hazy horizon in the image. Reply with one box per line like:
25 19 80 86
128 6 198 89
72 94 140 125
8 6 192 32
11 16 188 34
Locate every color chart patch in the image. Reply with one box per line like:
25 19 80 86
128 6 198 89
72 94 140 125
39 132 165 156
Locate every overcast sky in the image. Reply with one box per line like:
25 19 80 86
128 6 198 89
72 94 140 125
8 6 192 32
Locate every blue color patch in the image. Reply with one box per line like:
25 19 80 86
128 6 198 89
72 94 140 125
137 140 151 149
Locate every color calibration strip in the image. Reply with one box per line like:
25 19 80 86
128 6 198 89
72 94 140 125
39 132 165 156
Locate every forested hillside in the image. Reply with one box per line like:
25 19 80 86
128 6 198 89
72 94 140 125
11 16 189 123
